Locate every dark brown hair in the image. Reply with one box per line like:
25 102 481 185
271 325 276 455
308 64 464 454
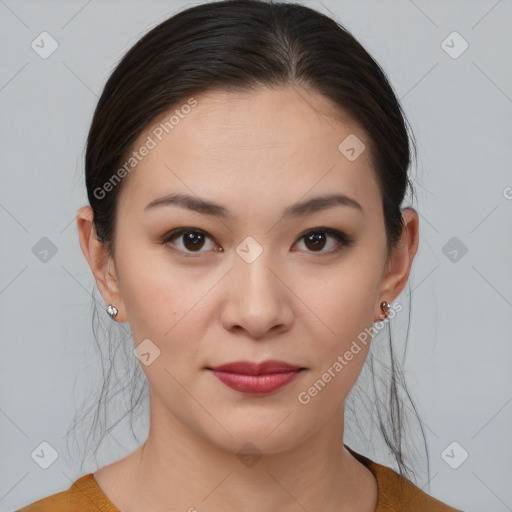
71 0 428 482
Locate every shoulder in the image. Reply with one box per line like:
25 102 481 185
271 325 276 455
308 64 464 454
345 445 464 512
16 488 68 511
16 473 118 512
370 461 463 511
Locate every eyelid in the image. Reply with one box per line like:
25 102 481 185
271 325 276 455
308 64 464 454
297 227 354 246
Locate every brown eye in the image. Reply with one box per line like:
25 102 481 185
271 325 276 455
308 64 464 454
162 227 353 257
163 228 217 254
295 228 354 254
182 231 207 251
304 231 328 251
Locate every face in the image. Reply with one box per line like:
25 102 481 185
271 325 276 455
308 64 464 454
94 86 393 454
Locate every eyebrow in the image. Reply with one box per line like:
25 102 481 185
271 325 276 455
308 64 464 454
144 192 363 218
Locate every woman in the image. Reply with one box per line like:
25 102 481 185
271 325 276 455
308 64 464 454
18 0 463 510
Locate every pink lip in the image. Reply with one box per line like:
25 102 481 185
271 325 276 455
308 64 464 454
207 360 305 395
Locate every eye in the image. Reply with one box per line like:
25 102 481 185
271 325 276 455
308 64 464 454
293 228 354 254
161 227 354 256
162 228 219 255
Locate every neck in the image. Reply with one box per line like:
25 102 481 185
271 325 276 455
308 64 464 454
107 394 378 512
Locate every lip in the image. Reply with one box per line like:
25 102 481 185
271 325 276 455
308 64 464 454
209 360 302 374
207 360 305 395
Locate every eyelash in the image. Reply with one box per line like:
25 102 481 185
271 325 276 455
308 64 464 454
161 227 354 257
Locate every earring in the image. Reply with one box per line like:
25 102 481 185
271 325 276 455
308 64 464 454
106 304 118 320
379 301 391 321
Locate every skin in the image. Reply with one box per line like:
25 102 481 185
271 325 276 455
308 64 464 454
77 85 419 512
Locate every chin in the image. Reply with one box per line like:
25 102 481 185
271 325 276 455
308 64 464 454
195 414 316 457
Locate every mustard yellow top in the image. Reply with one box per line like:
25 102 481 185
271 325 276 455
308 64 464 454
17 446 463 511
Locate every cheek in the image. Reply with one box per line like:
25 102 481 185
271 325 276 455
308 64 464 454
115 246 205 344
309 260 380 341
301 259 382 389
115 249 215 411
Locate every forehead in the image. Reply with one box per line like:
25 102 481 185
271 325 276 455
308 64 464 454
118 85 381 218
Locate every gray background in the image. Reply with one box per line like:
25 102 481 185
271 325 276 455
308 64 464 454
1 0 511 510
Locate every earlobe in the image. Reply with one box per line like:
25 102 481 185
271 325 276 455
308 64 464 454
76 206 126 322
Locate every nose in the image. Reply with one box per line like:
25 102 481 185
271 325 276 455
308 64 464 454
220 246 294 340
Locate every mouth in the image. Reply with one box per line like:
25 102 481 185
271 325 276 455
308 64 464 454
206 360 306 395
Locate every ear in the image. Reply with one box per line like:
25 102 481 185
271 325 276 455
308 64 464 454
374 207 419 322
76 206 126 322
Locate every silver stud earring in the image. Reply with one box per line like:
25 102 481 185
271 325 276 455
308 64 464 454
106 304 118 319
